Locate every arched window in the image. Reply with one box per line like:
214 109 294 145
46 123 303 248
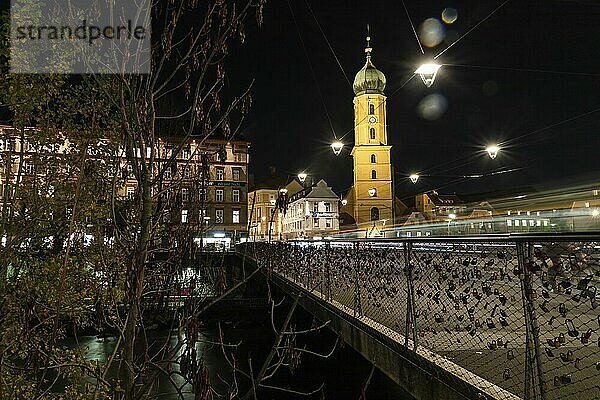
369 104 375 115
371 170 377 179
369 128 376 139
370 154 376 163
370 207 380 221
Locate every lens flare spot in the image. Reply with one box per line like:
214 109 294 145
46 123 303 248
442 8 458 24
419 18 445 48
417 93 448 120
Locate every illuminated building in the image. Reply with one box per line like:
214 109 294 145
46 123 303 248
342 36 394 227
0 125 250 247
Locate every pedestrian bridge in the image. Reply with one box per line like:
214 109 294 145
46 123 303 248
238 234 600 400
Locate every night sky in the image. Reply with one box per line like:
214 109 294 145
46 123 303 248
231 0 600 199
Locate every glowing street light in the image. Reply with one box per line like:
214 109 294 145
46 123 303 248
331 141 344 156
279 188 288 195
448 213 457 220
415 63 441 87
341 199 348 206
269 199 276 206
298 172 308 183
486 145 500 159
368 188 377 197
592 209 599 217
409 174 420 184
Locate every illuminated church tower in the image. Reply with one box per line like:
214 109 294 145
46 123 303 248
350 35 393 225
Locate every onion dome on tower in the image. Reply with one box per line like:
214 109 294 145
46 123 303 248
353 35 386 96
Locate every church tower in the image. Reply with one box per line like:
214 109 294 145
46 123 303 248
350 35 393 225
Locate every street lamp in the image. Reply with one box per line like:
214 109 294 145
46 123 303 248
279 188 288 195
368 188 377 197
331 141 344 156
415 63 442 87
341 199 348 206
486 145 500 159
298 172 307 183
409 174 420 184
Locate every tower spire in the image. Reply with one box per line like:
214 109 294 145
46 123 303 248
365 24 372 61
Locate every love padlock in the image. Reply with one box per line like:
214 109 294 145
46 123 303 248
581 329 592 344
566 319 579 338
560 350 574 362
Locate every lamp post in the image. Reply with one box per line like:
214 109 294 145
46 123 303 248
415 63 442 87
409 173 420 184
268 188 289 242
298 172 308 183
486 144 500 159
331 141 344 156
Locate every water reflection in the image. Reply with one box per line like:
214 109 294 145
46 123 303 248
66 324 413 399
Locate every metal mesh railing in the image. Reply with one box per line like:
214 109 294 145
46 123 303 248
243 235 600 400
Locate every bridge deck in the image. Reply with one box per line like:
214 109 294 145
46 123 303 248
241 236 600 400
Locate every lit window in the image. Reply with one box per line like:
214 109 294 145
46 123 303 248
233 169 241 181
515 220 520 227
371 170 377 179
216 168 224 181
370 207 379 221
324 202 331 212
313 202 319 213
370 128 376 139
216 189 224 202
233 189 240 202
127 186 135 199
507 220 512 227
585 202 590 208
313 218 319 227
233 209 240 224
181 209 188 223
325 218 332 228
216 209 224 224
164 166 172 180
182 188 189 202
369 104 375 115
370 154 376 163
537 220 542 226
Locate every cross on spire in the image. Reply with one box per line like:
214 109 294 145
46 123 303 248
365 24 372 61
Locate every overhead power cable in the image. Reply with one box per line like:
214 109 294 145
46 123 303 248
303 0 352 89
286 0 338 139
401 0 424 55
434 0 512 60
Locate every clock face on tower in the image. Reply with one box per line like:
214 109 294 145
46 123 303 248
368 115 378 124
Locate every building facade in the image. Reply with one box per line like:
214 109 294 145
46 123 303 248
415 191 466 217
0 125 250 247
281 179 340 240
247 188 280 241
344 37 394 227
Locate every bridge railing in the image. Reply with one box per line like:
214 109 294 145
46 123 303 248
240 234 600 400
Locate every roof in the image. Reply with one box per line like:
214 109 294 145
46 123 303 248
305 179 339 199
426 191 464 206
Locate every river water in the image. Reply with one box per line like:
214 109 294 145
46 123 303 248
69 322 413 399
